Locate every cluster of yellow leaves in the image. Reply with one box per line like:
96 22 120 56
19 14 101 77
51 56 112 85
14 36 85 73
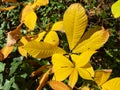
0 0 49 61
50 3 109 89
1 1 120 89
23 3 110 89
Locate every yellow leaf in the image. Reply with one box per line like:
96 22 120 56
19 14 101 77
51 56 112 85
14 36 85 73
44 31 59 46
35 31 59 46
37 68 52 90
0 45 14 60
101 78 120 90
94 69 112 86
21 5 37 30
20 37 29 45
24 41 66 58
73 28 109 53
68 69 78 88
0 6 16 11
63 3 88 50
78 63 94 80
18 45 27 57
49 80 71 90
51 21 64 32
52 54 74 81
18 37 29 57
35 31 46 42
79 26 101 43
71 50 96 67
111 0 120 18
32 0 49 10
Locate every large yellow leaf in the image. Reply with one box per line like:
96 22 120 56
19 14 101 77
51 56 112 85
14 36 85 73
21 5 37 30
24 41 66 58
71 50 96 67
68 69 78 88
78 63 94 80
44 31 59 46
101 78 120 90
63 3 88 50
52 54 74 81
51 21 64 32
94 69 112 86
49 80 71 90
73 28 109 53
111 0 120 18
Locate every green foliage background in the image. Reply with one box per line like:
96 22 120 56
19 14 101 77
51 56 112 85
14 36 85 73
0 0 120 90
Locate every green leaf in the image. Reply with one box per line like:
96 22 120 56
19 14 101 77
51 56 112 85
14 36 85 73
111 0 120 18
12 83 19 90
3 77 15 90
24 41 66 58
9 57 23 76
0 62 5 72
0 74 3 86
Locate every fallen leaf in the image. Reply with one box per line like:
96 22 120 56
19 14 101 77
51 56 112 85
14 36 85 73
37 68 52 90
31 65 51 77
6 23 22 46
49 80 71 90
0 6 17 11
0 45 14 61
21 4 37 30
2 0 16 2
0 51 4 61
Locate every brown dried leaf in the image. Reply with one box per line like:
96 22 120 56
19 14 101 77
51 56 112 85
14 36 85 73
0 6 17 11
37 68 52 90
49 80 71 90
2 0 16 2
0 51 4 61
6 23 22 46
31 65 51 77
